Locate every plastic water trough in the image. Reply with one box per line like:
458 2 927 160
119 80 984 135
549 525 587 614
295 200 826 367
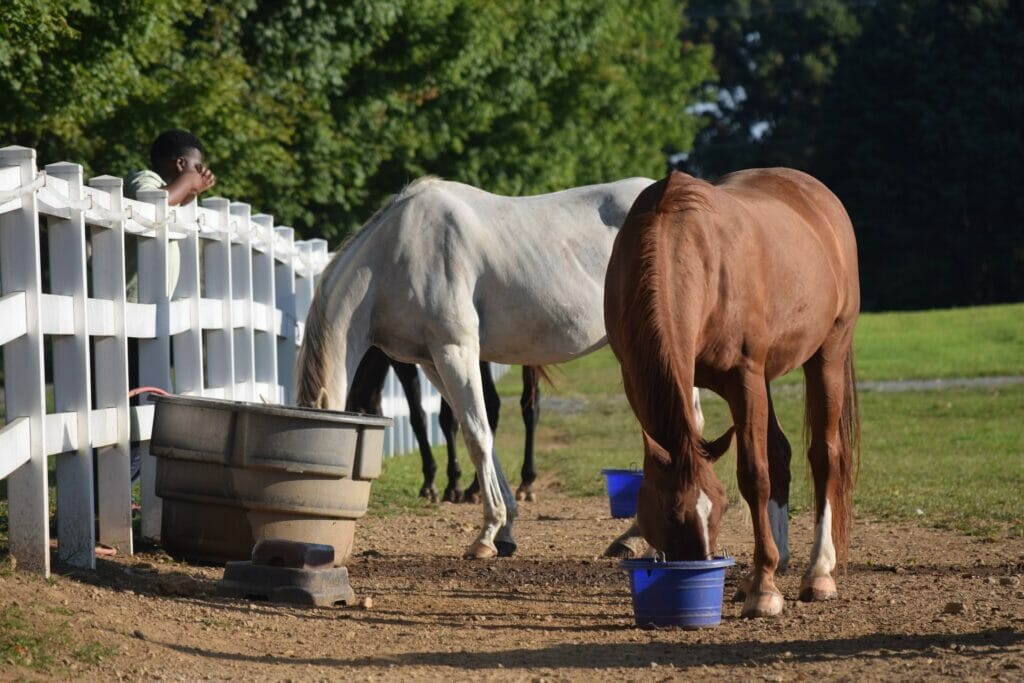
148 394 391 566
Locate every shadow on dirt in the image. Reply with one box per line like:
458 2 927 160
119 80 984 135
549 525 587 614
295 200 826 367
152 627 1022 671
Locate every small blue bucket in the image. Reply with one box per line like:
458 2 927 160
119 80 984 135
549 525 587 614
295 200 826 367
619 557 735 628
601 468 643 518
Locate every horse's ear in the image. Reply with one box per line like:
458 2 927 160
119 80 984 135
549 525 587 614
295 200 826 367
642 431 672 467
702 426 735 463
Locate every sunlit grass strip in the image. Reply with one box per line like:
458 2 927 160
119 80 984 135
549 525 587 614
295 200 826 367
853 302 1024 381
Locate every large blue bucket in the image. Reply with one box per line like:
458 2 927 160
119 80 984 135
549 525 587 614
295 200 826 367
619 557 735 628
601 468 643 518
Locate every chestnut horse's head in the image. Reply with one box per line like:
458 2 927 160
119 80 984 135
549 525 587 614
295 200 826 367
636 428 734 561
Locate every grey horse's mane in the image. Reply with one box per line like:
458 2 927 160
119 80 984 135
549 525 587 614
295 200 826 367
295 177 441 408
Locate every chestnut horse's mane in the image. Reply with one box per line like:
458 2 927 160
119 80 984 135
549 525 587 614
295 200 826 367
616 176 717 475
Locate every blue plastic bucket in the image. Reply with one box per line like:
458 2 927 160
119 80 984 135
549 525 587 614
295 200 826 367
601 468 643 518
619 557 735 628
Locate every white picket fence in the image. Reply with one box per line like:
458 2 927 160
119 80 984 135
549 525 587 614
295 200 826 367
0 145 459 577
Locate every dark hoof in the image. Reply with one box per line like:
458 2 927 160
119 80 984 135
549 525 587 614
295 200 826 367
515 486 536 502
603 542 638 559
418 485 438 503
495 541 517 557
442 487 463 504
460 491 482 505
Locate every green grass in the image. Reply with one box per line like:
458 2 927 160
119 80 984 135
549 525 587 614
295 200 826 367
371 304 1024 538
0 587 118 674
853 302 1024 381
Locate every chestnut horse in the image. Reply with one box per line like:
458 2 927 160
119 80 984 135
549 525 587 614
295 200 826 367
605 169 860 618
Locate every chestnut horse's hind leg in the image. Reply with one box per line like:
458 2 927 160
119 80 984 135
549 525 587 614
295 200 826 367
800 341 853 602
729 370 785 618
766 387 792 572
516 366 541 502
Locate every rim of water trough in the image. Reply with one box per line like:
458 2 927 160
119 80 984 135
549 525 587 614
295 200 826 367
149 393 393 427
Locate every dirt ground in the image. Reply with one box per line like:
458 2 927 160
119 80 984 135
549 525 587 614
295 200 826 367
2 488 1022 682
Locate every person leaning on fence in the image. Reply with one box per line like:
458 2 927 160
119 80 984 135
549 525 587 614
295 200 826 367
123 129 215 481
125 129 216 206
123 129 216 301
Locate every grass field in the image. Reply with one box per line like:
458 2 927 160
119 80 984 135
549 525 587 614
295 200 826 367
370 302 1024 538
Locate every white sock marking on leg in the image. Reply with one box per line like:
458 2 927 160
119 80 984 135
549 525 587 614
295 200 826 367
696 490 713 558
807 500 836 578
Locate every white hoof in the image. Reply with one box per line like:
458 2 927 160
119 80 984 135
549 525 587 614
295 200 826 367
463 540 497 560
741 590 785 618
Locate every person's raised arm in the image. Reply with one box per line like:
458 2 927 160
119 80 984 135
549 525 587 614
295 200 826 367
163 167 216 206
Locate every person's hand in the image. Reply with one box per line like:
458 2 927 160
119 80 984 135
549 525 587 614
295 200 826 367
195 167 216 194
165 165 216 206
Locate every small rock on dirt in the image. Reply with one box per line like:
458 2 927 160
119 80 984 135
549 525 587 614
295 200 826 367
943 601 967 615
360 596 374 610
133 629 146 640
998 576 1020 587
157 574 200 597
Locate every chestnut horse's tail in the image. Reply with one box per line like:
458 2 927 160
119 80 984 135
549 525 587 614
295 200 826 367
812 349 860 568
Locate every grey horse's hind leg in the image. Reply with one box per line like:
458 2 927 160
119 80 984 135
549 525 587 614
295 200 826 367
516 366 541 502
491 443 518 557
422 351 516 559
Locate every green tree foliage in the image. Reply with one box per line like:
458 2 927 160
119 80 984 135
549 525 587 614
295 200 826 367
683 0 1022 310
821 0 1024 310
0 1 714 240
682 0 865 175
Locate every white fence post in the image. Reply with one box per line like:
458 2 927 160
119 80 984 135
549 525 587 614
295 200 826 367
200 197 234 398
274 227 297 405
135 187 173 543
0 146 49 575
251 214 278 402
293 240 315 349
171 199 203 396
86 175 133 555
229 202 255 400
46 161 96 568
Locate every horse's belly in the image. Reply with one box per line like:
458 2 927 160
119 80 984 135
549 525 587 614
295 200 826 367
763 294 842 379
478 303 607 365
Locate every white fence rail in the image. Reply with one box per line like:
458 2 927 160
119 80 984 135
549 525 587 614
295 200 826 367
0 145 458 577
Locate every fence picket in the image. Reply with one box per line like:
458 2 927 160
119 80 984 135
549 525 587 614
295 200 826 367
0 146 50 575
45 162 96 568
92 178 134 552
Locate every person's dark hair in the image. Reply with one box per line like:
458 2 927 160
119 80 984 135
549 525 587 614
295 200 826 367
149 129 205 168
